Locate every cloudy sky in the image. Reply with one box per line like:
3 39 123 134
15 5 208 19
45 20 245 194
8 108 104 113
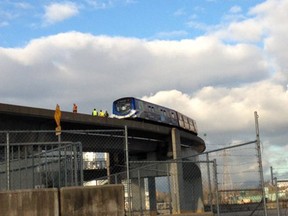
0 0 287 179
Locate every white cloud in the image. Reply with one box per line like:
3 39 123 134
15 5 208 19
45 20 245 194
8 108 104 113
142 82 288 135
229 6 242 14
85 0 114 9
43 2 79 25
0 32 273 111
215 18 264 42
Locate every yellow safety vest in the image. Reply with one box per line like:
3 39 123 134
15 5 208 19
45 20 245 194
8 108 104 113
92 110 98 116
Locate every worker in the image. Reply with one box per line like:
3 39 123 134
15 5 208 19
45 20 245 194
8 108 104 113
73 103 78 113
104 111 109 117
92 108 98 116
99 110 105 117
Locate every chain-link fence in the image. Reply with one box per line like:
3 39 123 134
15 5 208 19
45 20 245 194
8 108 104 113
126 160 217 215
199 141 267 216
268 167 288 216
124 139 267 216
0 129 127 191
0 129 269 216
0 140 82 190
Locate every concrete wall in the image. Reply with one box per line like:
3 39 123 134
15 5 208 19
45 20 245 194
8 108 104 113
0 185 124 216
60 185 125 216
0 188 59 216
162 213 214 216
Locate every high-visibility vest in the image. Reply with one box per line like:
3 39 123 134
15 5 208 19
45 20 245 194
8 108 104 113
92 109 98 116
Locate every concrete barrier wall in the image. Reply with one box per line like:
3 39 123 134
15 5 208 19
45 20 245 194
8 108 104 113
60 184 125 216
0 188 59 216
0 185 124 216
162 213 214 216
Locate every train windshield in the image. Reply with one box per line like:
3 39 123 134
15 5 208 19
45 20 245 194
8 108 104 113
114 98 133 115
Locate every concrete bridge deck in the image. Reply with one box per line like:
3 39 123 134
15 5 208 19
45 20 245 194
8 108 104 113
0 102 205 153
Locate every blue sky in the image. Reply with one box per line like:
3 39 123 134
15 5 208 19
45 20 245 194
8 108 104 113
0 0 288 181
1 0 264 47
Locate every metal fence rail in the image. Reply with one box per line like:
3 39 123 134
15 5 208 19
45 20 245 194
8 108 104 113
0 140 82 190
0 129 126 191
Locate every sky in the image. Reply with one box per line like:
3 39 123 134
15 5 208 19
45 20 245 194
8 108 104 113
0 0 288 181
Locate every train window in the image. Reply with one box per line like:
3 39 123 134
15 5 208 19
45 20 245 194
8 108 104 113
114 99 132 115
138 101 144 110
171 112 176 119
183 116 188 123
148 105 155 112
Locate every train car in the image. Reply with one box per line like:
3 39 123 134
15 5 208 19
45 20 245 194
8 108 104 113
112 97 198 134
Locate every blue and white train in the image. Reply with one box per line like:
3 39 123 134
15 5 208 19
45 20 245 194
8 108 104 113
112 97 198 135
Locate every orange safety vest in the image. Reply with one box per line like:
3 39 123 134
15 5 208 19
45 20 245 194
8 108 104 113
73 104 78 113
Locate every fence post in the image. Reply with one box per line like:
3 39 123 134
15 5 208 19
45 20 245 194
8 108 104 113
58 143 61 188
206 153 213 211
213 159 220 216
270 166 274 185
79 142 83 186
125 126 132 216
137 169 143 215
274 177 280 216
254 111 267 216
73 144 78 186
6 132 10 190
167 163 172 214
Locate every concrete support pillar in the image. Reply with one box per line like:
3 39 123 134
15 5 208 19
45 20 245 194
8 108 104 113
107 152 124 184
183 148 204 212
147 151 157 215
182 162 203 211
170 128 184 213
170 128 204 213
148 177 157 216
131 177 146 213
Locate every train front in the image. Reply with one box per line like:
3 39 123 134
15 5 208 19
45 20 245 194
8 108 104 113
112 97 137 119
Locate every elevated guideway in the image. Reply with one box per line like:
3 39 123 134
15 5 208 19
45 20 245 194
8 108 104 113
0 102 205 153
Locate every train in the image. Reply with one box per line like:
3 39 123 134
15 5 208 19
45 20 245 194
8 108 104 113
112 97 198 134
